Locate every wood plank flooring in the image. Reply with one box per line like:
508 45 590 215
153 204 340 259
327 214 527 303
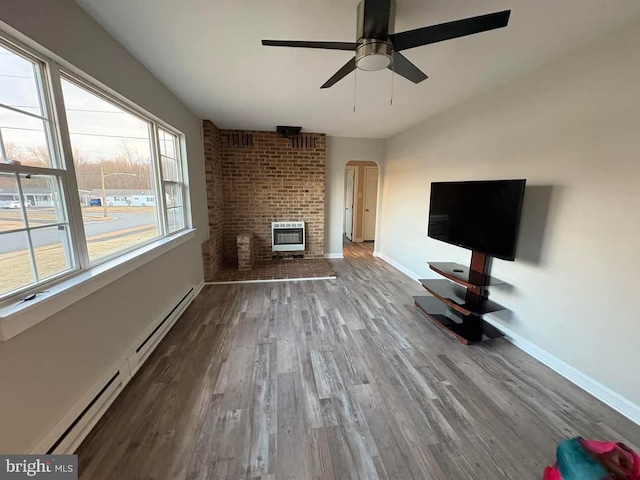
77 240 640 479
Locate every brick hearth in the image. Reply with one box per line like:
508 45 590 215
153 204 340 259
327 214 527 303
209 258 335 283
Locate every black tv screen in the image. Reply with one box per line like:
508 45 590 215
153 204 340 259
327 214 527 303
428 179 526 261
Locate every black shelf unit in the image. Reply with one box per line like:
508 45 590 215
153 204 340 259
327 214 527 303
428 262 505 289
419 279 504 316
414 252 506 344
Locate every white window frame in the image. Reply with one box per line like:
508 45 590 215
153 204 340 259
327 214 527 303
57 71 174 266
0 28 194 336
0 164 78 283
157 126 188 234
0 35 85 296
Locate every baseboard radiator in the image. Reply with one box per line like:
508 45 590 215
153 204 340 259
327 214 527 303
34 284 201 454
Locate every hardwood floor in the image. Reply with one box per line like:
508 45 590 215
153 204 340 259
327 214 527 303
77 240 640 479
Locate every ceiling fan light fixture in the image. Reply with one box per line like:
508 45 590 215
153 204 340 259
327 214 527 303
262 4 511 88
355 39 393 71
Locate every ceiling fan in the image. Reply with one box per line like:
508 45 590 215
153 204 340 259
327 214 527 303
262 0 511 89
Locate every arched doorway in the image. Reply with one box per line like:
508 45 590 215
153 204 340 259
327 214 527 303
343 161 379 256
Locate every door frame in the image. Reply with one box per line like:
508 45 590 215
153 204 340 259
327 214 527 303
362 165 378 241
344 166 357 241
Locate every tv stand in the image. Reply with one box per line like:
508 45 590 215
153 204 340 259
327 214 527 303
414 251 506 344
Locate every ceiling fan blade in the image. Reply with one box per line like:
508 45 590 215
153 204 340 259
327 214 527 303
320 57 356 89
262 40 358 51
390 10 511 51
389 53 428 83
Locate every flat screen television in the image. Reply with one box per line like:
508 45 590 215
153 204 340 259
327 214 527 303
428 179 526 261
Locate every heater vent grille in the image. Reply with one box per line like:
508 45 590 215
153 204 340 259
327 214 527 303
272 221 305 252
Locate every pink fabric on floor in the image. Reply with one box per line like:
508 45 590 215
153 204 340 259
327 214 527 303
543 465 562 480
578 438 640 479
545 437 640 480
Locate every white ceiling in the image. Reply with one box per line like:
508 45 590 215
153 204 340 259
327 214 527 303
74 0 640 138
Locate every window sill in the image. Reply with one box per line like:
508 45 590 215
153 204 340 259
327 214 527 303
0 229 197 341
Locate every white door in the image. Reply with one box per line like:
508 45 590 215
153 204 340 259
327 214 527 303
344 168 355 240
363 166 378 241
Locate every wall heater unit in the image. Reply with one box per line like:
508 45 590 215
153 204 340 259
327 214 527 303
272 221 305 252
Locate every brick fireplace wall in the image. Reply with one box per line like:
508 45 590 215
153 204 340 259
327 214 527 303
202 120 224 279
217 129 326 264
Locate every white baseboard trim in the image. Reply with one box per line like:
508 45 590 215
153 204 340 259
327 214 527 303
31 359 128 455
32 280 204 454
193 280 205 297
374 250 640 427
373 251 421 282
324 253 344 259
126 281 203 378
205 276 336 285
483 315 640 426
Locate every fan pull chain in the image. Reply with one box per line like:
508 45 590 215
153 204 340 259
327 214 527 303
390 57 395 106
353 67 358 113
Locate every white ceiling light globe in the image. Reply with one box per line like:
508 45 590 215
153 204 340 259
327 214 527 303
355 40 394 72
356 53 392 71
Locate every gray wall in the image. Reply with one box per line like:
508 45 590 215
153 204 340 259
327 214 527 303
325 137 385 255
378 20 640 410
0 0 206 452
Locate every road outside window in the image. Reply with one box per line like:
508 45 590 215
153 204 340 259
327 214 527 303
61 78 161 264
0 35 189 302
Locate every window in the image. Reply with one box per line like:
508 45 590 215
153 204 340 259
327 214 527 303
60 76 162 264
0 35 189 302
0 44 54 168
0 43 76 298
158 128 186 233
